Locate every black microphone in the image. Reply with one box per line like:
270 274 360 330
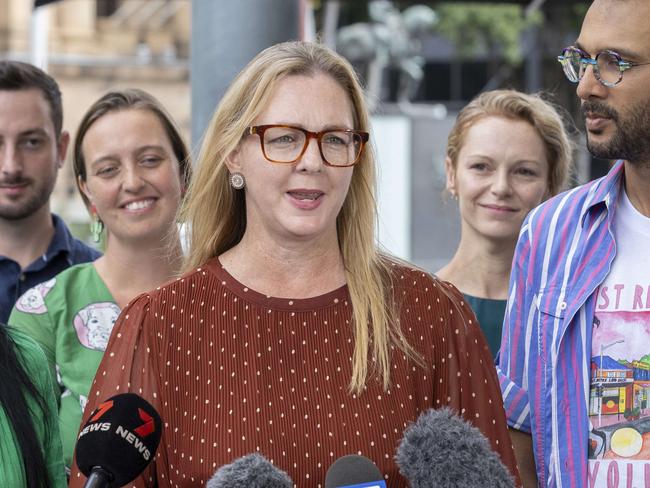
205 453 292 488
75 393 163 488
324 454 387 488
395 408 515 488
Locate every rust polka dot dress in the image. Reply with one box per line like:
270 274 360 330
70 258 518 487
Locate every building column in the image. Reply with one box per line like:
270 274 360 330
190 0 300 145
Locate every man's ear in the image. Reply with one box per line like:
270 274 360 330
444 156 457 197
56 131 70 169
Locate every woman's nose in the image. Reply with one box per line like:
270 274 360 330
294 137 324 172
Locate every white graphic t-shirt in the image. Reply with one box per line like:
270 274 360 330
589 188 650 487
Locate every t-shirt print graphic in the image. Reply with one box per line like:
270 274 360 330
589 306 650 487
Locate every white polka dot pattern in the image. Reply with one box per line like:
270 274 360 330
69 258 518 487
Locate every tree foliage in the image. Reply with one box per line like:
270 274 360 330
433 2 542 65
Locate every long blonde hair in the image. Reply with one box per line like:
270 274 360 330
180 41 418 393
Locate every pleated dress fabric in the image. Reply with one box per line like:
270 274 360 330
70 257 517 487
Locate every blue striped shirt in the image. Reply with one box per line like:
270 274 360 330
498 161 624 487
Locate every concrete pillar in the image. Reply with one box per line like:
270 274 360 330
524 25 542 93
190 0 300 146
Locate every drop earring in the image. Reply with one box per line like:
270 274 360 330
89 205 104 243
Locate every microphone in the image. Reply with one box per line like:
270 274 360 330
205 453 292 488
75 393 163 488
395 408 515 488
324 454 387 488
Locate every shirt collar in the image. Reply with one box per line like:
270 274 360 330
582 159 626 223
42 214 75 264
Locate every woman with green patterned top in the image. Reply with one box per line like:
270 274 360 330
8 88 191 468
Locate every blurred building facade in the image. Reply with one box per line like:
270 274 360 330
0 0 191 242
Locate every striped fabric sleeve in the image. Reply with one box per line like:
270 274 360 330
497 366 531 432
498 213 535 433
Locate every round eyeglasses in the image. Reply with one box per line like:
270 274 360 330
245 125 369 167
557 46 650 87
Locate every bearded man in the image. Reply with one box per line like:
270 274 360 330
497 0 650 485
0 61 99 323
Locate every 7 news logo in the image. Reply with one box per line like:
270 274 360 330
78 399 157 461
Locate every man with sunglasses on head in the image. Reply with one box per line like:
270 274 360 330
498 1 650 486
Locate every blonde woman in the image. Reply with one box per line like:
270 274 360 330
71 42 518 487
437 90 572 358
